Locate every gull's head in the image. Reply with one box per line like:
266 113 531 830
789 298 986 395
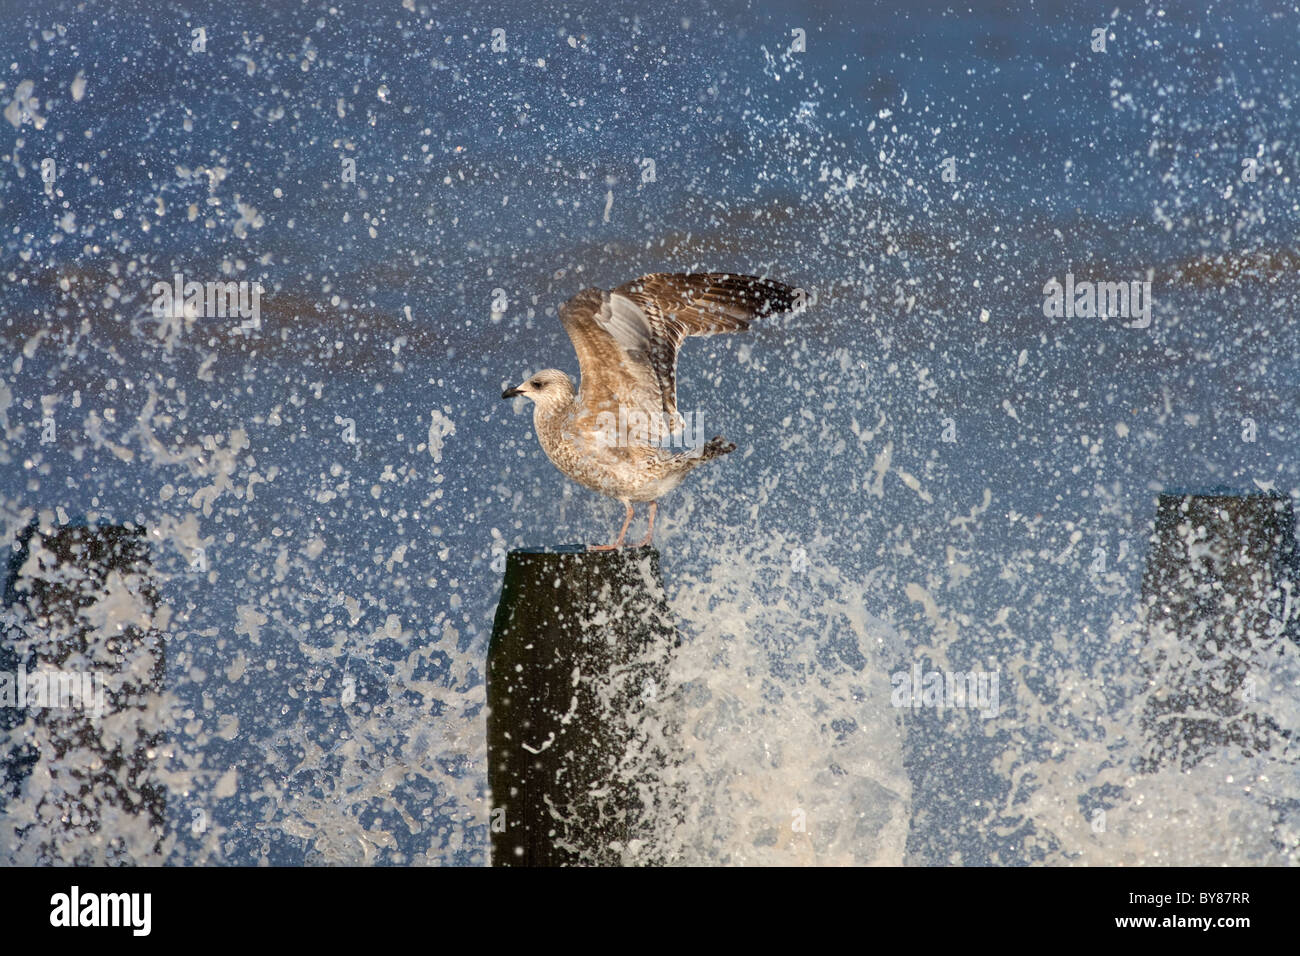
502 369 574 409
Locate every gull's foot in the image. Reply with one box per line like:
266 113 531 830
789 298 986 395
587 542 620 551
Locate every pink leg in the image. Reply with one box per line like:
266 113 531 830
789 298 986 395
589 502 635 551
637 501 657 547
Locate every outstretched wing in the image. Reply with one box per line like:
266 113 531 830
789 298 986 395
559 272 797 420
559 287 664 416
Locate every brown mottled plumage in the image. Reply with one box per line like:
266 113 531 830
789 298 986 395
503 272 799 550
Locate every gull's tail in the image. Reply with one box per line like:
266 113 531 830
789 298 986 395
699 435 736 461
667 436 734 478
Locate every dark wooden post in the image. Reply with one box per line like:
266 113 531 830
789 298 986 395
0 521 166 864
1138 491 1300 771
487 545 677 866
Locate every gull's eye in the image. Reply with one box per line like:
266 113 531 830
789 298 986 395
531 380 543 388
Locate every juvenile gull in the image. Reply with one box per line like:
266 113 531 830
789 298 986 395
502 272 798 549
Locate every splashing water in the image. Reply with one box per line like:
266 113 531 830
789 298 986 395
2 1 1298 865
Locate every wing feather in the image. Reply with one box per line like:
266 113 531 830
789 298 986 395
559 272 798 420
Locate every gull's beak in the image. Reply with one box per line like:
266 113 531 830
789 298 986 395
502 386 523 399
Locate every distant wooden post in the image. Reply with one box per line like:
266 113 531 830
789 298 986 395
1138 491 1300 770
0 522 166 865
487 546 677 866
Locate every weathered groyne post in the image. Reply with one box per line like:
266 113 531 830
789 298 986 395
0 521 166 864
487 545 677 866
1138 491 1299 770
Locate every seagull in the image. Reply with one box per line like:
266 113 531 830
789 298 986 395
502 272 799 550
